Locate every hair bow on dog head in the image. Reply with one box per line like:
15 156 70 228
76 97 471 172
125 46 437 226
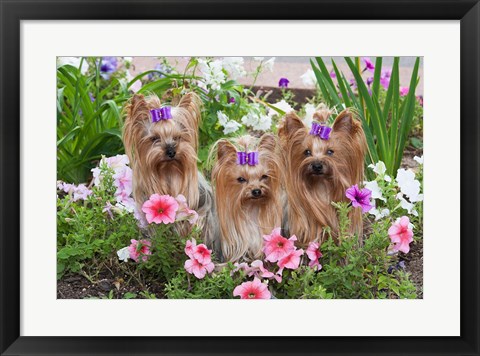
309 122 332 140
237 151 259 166
150 106 172 123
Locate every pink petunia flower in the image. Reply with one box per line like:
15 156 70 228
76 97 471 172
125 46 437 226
346 184 373 213
184 257 214 279
73 184 92 201
380 69 392 90
175 194 199 224
141 194 179 224
128 239 152 262
248 260 282 283
233 278 271 299
262 228 297 262
306 242 323 270
193 244 212 264
399 86 409 96
277 248 304 274
362 57 375 72
113 166 133 196
185 238 197 259
388 216 414 254
106 154 129 170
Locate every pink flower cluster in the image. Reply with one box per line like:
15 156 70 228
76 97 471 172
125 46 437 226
232 228 323 299
388 216 414 254
141 194 198 225
57 182 92 202
184 239 214 279
128 239 152 262
263 228 304 275
91 154 135 211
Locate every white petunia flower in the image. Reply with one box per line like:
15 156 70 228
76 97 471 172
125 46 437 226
369 207 390 221
301 69 317 87
241 106 272 132
223 120 242 135
253 114 272 131
368 161 387 176
222 57 246 79
197 58 226 90
303 103 316 127
396 168 415 187
396 193 419 216
414 155 424 165
396 168 423 202
57 57 89 75
217 111 229 126
384 174 392 182
364 180 386 202
117 246 130 262
268 100 294 117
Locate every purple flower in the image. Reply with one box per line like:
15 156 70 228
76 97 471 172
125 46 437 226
100 57 118 79
88 93 95 102
228 97 236 104
362 57 375 72
349 78 357 88
278 77 290 88
345 184 373 213
366 77 374 87
329 69 336 79
416 95 423 107
400 86 409 97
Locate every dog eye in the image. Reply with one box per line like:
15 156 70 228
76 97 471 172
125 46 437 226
304 149 312 157
174 136 181 141
150 136 161 143
327 149 334 156
261 175 268 180
237 177 247 183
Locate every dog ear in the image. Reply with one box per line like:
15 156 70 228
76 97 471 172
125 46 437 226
332 110 360 135
217 140 237 161
126 94 150 122
278 112 305 138
258 133 276 152
177 92 201 127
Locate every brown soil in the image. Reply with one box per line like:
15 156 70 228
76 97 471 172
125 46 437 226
57 262 165 300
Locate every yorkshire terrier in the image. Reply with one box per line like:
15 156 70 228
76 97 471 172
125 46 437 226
279 106 367 247
123 92 218 252
211 134 283 263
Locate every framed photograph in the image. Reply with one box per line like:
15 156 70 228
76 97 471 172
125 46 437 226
1 0 479 355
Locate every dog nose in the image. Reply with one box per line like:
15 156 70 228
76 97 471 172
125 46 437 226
251 189 262 197
166 146 176 159
312 162 323 173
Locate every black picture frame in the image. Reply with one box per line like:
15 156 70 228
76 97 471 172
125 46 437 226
1 0 479 355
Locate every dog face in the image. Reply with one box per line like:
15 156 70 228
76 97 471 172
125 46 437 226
123 92 202 209
212 134 283 262
278 108 367 245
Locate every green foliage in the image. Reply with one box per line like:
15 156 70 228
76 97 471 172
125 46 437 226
311 203 416 299
274 268 333 299
165 264 241 299
311 57 421 176
56 194 139 279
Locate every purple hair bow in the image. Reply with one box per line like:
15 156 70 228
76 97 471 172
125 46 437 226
237 151 259 166
309 122 332 140
150 106 172 122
